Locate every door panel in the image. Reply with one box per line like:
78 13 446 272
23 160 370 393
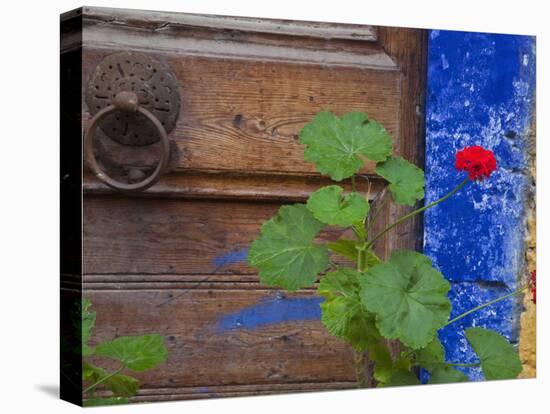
62 6 427 403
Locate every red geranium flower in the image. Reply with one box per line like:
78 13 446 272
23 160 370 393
455 146 497 180
530 270 536 304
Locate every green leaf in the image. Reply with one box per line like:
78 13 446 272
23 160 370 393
84 397 128 407
307 185 369 227
465 327 522 380
383 369 421 387
416 337 445 370
326 239 380 271
299 111 393 181
83 363 139 397
320 296 379 351
369 342 394 383
318 269 380 351
318 268 359 299
80 298 95 345
95 334 168 372
428 365 469 384
352 221 367 243
375 156 425 206
360 250 451 349
327 238 358 261
248 204 329 291
365 250 382 268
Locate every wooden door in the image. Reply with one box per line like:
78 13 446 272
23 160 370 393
61 6 426 404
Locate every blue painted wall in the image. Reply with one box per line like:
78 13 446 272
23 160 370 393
424 30 535 379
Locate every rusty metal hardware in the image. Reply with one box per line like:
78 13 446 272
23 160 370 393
86 52 180 146
84 91 171 192
84 52 181 192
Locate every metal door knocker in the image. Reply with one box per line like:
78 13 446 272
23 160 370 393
84 52 181 192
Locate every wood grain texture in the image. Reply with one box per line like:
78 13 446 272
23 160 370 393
93 381 357 402
83 171 385 202
85 289 356 389
72 7 428 403
376 27 428 255
79 6 378 41
82 49 400 178
83 196 357 275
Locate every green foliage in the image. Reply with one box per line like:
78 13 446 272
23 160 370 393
247 110 521 389
360 251 451 349
307 185 369 227
412 337 469 384
248 204 329 291
327 238 358 261
318 269 380 351
95 334 168 372
383 369 421 387
83 362 139 397
80 298 95 346
327 238 381 271
465 327 522 380
369 342 394 383
80 299 169 407
427 365 469 384
375 156 425 206
299 112 392 181
415 336 445 371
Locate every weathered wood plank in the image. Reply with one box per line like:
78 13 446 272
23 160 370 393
78 6 378 42
92 381 357 402
83 171 385 201
82 49 401 177
85 289 356 388
83 196 357 275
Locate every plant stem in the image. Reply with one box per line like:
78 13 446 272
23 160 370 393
366 189 389 234
366 178 469 249
354 350 367 388
357 247 366 272
445 286 529 327
447 362 481 367
83 365 125 395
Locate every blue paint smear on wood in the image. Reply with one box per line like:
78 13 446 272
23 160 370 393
425 30 535 380
216 295 323 333
213 248 249 268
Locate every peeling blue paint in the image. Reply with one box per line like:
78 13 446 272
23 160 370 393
213 248 249 268
216 295 322 333
425 30 535 380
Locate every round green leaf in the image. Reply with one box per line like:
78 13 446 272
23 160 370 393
320 296 379 351
318 268 360 299
465 327 522 380
307 185 370 227
428 365 469 384
415 336 445 371
360 250 451 349
83 362 139 397
383 369 421 387
95 334 168 372
318 269 379 351
375 156 425 206
248 204 329 291
299 112 393 181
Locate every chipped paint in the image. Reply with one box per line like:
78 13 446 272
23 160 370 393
216 295 322 333
425 30 535 380
213 248 249 268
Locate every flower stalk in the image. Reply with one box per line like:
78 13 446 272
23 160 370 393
366 178 469 249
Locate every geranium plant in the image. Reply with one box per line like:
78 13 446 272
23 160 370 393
76 299 168 406
247 111 533 387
